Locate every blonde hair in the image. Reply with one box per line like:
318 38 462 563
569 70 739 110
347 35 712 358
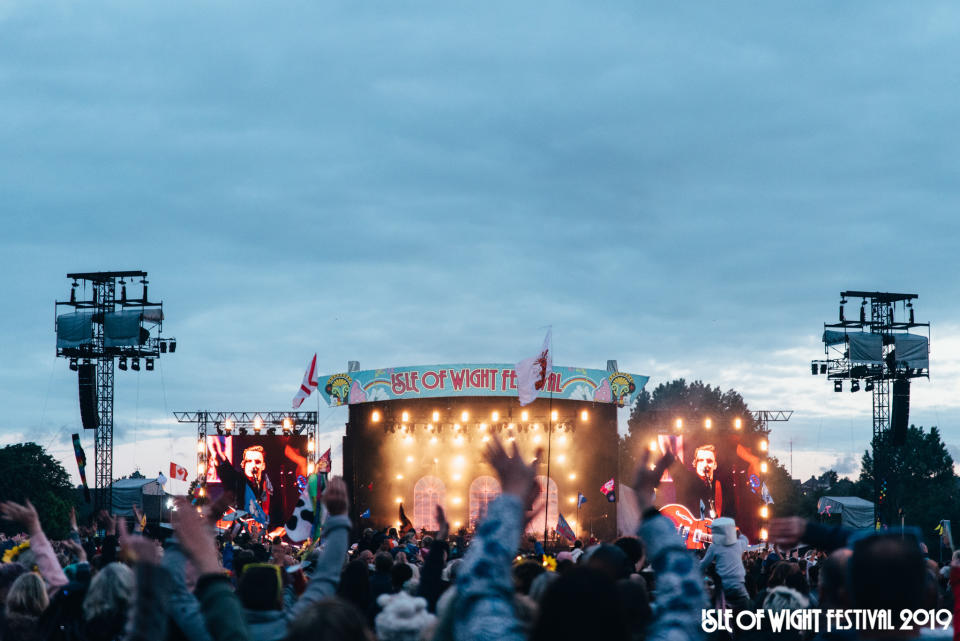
6 572 48 616
83 562 134 621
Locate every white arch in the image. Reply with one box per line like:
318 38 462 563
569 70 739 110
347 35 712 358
413 475 446 531
526 475 559 535
468 475 502 528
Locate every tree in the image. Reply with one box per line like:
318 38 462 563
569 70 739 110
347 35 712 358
859 425 959 539
0 443 76 538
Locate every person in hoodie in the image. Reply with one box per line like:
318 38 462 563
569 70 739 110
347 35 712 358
699 516 750 611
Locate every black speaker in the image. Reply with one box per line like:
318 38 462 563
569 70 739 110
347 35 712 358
78 364 99 430
892 378 910 446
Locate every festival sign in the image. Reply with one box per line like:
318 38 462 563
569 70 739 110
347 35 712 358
316 364 648 408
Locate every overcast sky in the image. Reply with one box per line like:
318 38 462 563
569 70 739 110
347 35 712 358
2 1 960 494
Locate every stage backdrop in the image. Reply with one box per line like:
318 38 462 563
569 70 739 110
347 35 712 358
317 364 648 408
203 434 309 530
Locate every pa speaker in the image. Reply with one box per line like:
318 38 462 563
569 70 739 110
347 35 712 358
892 378 910 446
78 364 99 430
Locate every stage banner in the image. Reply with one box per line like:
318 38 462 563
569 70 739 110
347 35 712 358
316 363 648 408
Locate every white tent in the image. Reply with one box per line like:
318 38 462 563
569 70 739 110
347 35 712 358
817 496 874 529
111 478 167 519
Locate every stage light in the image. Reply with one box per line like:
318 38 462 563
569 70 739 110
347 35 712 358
166 498 174 509
704 418 712 429
533 434 542 444
452 496 462 505
820 364 827 374
569 473 576 480
461 411 469 422
254 416 263 432
580 409 589 422
396 474 403 480
197 440 205 453
401 411 409 422
491 411 499 421
432 410 440 422
118 357 127 371
238 427 248 435
406 455 414 463
507 436 515 442
760 528 768 541
558 434 567 445
453 521 462 529
479 423 487 431
69 357 79 371
759 439 768 452
430 436 437 444
568 496 576 504
675 418 683 430
452 473 461 481
734 418 742 430
521 410 529 421
481 435 490 442
307 462 315 473
557 454 566 464
282 417 293 432
551 410 558 421
834 381 842 392
267 427 277 436
372 410 381 423
404 435 413 445
531 423 539 431
453 424 461 431
169 340 176 353
850 380 860 393
811 363 818 375
508 423 515 430
453 455 465 467
160 340 167 353
454 435 463 445
760 461 768 474
225 419 234 432
865 381 874 392
760 506 769 519
199 487 205 497
131 358 140 371
426 424 433 431
395 497 402 504
145 358 154 371
197 462 206 474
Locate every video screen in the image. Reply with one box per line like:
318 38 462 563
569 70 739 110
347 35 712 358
204 435 310 533
653 433 764 544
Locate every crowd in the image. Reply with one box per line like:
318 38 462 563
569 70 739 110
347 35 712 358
1 439 958 641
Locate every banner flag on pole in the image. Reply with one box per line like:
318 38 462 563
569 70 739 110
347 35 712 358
361 509 371 519
577 492 587 508
170 462 188 481
399 503 414 534
556 513 576 542
317 448 332 474
292 353 319 409
761 482 774 505
72 434 91 503
515 329 552 406
600 477 615 496
245 485 268 526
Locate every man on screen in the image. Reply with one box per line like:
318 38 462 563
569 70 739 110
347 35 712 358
676 444 732 520
217 444 280 527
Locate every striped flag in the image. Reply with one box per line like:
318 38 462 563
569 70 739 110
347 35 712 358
577 492 587 508
292 354 319 409
556 513 576 542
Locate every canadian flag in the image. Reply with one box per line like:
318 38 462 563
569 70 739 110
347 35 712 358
515 329 552 406
169 462 188 481
292 354 319 409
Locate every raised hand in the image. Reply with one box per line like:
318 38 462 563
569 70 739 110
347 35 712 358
172 498 222 576
631 447 675 516
484 435 542 508
119 517 160 565
62 538 87 563
323 477 348 516
0 499 42 535
436 504 449 541
69 506 78 532
97 510 117 535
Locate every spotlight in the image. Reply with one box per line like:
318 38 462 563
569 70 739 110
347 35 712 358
850 380 860 393
864 381 874 392
402 411 410 422
675 418 683 430
267 427 277 436
704 418 712 429
521 411 529 422
160 341 167 353
432 411 440 422
118 357 127 371
580 409 589 422
734 418 742 430
69 358 79 371
282 417 293 432
238 427 248 435
131 358 140 371
372 410 381 423
551 410 558 421
811 363 818 375
254 416 263 433
145 358 154 371
169 340 176 353
820 364 827 374
491 411 499 421
834 381 842 392
461 411 469 422
225 419 234 432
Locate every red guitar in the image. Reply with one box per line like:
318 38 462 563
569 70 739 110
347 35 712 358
659 504 713 550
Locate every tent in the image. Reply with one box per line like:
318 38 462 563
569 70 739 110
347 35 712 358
111 478 168 520
817 496 874 529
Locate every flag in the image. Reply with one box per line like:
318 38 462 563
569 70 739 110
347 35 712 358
317 448 332 474
761 482 774 505
577 493 587 508
515 329 552 406
399 503 414 534
556 513 576 542
286 473 321 542
361 509 371 519
71 434 90 503
292 353 319 409
944 520 954 550
245 485 268 527
935 521 944 535
600 477 615 496
170 462 188 481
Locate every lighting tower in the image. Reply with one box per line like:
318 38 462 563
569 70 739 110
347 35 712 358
55 271 174 511
812 291 929 526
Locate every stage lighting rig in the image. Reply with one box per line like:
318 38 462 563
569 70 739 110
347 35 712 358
55 270 175 511
812 290 930 527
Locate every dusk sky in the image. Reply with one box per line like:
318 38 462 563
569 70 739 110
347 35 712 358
2 2 960 496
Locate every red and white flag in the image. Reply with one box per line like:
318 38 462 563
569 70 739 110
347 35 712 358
317 448 332 474
292 354 319 409
169 462 188 481
515 328 552 406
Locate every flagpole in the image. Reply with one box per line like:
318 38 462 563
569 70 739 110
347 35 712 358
576 492 581 541
543 389 553 550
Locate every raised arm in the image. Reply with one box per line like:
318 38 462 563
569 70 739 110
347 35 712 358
0 499 68 595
